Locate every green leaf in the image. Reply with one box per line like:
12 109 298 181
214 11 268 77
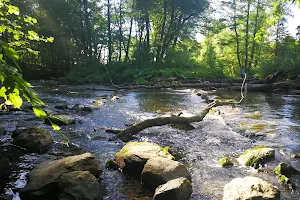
8 88 22 108
46 37 54 43
32 106 47 121
0 87 7 100
27 30 39 41
51 123 61 131
7 5 20 15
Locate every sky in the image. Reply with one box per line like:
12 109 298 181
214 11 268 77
287 4 300 37
196 3 300 42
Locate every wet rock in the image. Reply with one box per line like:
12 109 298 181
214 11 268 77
276 174 291 186
55 103 68 110
20 153 102 200
45 114 76 125
218 157 233 167
0 126 6 135
13 126 53 152
274 162 298 187
141 157 191 189
115 142 174 176
274 162 299 176
105 160 118 170
58 171 102 200
223 176 280 200
280 145 300 158
238 146 275 169
0 157 9 178
153 177 192 200
72 104 93 113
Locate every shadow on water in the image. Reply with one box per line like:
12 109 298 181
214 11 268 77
1 83 300 199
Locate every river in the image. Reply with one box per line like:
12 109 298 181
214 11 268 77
0 81 300 199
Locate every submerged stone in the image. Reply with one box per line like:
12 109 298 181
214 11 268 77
54 103 68 110
223 176 280 200
153 177 192 200
115 142 174 176
45 114 76 125
238 146 275 169
218 157 233 167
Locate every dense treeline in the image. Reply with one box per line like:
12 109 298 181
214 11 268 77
3 0 300 84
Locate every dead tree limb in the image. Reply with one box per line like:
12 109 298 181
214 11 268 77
108 75 247 142
109 99 240 141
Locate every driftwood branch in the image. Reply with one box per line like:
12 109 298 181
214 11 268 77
108 76 249 142
108 99 241 141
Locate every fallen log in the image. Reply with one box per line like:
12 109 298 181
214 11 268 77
109 99 239 142
229 80 300 92
117 82 237 90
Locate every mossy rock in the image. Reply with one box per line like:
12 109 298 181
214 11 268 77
218 157 233 167
274 162 299 176
276 174 291 186
115 142 174 176
238 146 275 169
105 160 118 170
45 114 76 125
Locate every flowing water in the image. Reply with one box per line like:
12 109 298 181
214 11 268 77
1 81 300 200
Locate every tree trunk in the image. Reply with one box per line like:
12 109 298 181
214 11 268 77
248 0 260 69
156 0 167 61
233 0 242 70
244 0 251 71
107 0 112 63
125 16 133 62
83 0 92 58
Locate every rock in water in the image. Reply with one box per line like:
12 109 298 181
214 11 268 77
115 142 174 176
45 114 76 125
153 177 192 200
54 103 68 110
238 146 275 169
141 157 191 189
0 157 9 178
223 176 280 200
58 171 102 200
20 153 102 200
13 126 53 152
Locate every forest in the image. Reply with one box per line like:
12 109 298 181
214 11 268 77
1 0 300 200
1 0 300 86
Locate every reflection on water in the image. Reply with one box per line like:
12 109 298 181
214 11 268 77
1 84 300 200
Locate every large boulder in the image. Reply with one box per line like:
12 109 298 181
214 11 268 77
153 177 192 200
12 126 53 152
58 171 102 200
141 157 191 189
20 153 102 200
115 142 174 176
223 176 280 200
238 146 275 169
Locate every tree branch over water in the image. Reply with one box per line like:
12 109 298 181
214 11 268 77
108 76 247 142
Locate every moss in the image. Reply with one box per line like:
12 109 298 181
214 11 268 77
218 157 233 167
240 146 274 169
105 159 118 170
274 162 299 175
245 111 262 119
276 174 290 185
250 124 266 132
